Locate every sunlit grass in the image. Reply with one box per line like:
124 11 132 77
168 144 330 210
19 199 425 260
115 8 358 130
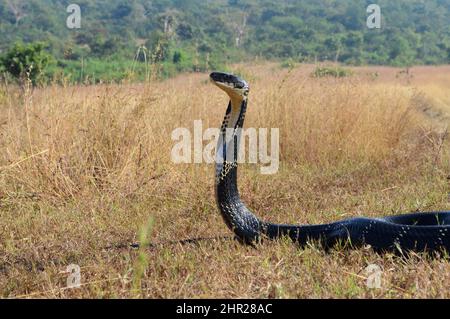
0 64 449 298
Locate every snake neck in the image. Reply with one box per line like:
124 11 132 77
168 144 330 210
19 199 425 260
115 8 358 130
215 98 265 242
213 97 330 244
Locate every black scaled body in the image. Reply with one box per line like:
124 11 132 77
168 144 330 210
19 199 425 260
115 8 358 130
211 71 450 253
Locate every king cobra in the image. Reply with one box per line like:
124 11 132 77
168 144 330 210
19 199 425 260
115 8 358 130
210 71 450 253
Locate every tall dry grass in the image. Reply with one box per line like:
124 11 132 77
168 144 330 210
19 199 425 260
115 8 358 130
0 64 449 298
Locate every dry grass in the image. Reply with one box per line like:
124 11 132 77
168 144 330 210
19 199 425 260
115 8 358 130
0 64 449 298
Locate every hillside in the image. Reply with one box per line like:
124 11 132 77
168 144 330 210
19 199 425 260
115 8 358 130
0 0 449 82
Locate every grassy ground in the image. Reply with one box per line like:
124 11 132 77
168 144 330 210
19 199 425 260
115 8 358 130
0 63 449 298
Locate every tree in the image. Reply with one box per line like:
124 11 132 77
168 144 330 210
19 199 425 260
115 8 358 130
111 4 133 19
7 0 27 26
146 31 171 62
0 42 52 87
176 23 193 40
91 37 119 57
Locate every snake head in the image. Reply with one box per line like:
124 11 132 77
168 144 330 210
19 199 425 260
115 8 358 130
210 72 249 101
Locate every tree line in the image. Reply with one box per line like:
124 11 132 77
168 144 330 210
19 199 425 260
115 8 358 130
0 0 449 84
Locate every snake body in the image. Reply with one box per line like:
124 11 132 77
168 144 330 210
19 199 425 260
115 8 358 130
210 72 450 253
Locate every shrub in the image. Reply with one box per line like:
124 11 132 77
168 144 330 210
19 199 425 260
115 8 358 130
312 66 353 78
0 42 53 87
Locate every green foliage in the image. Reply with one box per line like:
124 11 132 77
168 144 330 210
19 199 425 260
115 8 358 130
280 58 297 69
312 66 353 78
0 0 448 83
0 42 53 86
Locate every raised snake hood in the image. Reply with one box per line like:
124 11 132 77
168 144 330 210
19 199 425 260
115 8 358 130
210 72 249 104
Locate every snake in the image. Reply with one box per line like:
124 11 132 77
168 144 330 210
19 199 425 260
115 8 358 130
210 71 450 253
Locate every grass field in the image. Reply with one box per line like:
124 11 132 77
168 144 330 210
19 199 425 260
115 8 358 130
0 63 449 298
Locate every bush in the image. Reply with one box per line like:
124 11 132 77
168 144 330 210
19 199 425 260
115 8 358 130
0 42 53 86
312 66 353 78
280 58 296 69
